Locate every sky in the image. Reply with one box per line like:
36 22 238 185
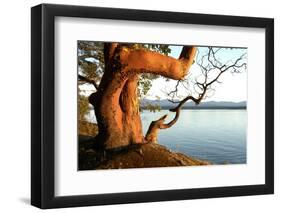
146 46 247 102
79 44 248 103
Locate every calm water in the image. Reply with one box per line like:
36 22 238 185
86 109 247 165
141 110 247 164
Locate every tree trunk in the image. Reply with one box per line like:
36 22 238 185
90 73 144 150
89 44 144 149
88 43 197 150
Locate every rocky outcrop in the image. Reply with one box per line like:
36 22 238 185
78 121 210 170
79 141 209 170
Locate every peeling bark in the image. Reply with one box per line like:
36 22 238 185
120 46 197 80
89 43 197 149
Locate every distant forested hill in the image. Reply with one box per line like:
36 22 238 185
140 99 246 109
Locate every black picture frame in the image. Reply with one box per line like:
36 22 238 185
31 3 274 209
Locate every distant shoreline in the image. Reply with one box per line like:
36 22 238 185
139 99 247 110
159 107 247 110
89 107 247 110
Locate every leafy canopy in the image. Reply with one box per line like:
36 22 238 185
78 41 171 101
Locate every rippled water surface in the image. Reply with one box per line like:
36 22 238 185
87 109 247 164
141 110 247 164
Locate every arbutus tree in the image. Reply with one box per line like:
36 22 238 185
145 47 247 143
78 42 247 150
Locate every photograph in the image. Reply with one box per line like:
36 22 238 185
77 41 248 170
30 3 274 209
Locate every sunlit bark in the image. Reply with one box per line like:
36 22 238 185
88 43 197 149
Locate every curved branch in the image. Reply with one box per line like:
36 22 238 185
147 47 247 144
160 108 181 129
145 108 181 143
168 47 247 111
120 46 197 80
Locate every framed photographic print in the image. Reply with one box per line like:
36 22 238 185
31 3 274 209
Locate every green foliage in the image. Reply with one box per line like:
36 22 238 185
127 43 171 56
78 93 90 121
141 103 161 112
78 41 172 100
143 44 171 55
78 41 104 85
137 74 153 98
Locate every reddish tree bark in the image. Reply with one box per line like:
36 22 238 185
144 47 247 144
89 43 197 150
